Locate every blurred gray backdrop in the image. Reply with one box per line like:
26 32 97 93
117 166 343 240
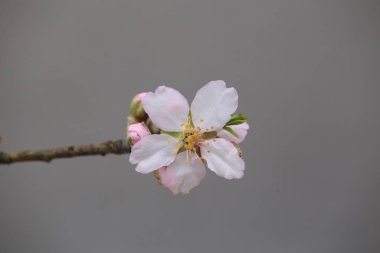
1 0 379 252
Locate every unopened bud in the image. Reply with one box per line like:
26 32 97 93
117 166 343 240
126 123 151 145
146 118 161 134
129 92 148 122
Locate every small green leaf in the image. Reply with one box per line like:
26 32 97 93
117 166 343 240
226 114 247 126
223 126 239 137
161 130 183 139
226 119 247 125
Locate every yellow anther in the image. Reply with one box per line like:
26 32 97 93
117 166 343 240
171 152 177 156
212 139 216 142
185 159 190 164
200 118 204 122
187 135 199 143
167 138 172 143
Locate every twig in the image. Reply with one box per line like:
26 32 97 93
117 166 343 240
0 139 131 165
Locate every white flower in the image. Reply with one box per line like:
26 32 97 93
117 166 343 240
129 80 247 194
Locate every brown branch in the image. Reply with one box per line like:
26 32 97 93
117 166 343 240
0 139 131 165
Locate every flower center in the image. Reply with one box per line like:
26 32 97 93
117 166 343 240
183 130 204 151
177 116 207 163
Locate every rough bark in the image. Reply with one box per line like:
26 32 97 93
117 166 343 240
0 139 130 165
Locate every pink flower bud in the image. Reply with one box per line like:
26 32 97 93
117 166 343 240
127 123 151 145
135 92 147 102
129 92 148 121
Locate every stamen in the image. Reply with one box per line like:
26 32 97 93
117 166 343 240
167 138 172 143
200 118 204 122
184 128 195 134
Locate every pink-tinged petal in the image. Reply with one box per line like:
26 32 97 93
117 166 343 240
143 86 189 132
201 138 245 179
158 152 206 194
191 80 238 132
129 134 181 174
217 122 249 144
135 92 147 101
127 123 151 145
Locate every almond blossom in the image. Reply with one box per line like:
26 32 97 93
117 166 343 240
129 80 248 194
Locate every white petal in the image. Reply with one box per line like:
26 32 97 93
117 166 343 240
191 80 238 131
217 122 250 144
129 134 181 174
143 86 189 132
201 138 245 179
159 152 206 194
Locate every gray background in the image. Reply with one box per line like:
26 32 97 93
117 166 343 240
0 0 379 252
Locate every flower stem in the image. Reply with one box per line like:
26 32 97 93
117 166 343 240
0 139 131 165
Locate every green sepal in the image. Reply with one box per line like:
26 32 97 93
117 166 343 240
161 130 183 139
129 94 147 121
203 131 217 139
226 114 248 126
227 119 246 125
153 170 162 185
223 126 238 137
